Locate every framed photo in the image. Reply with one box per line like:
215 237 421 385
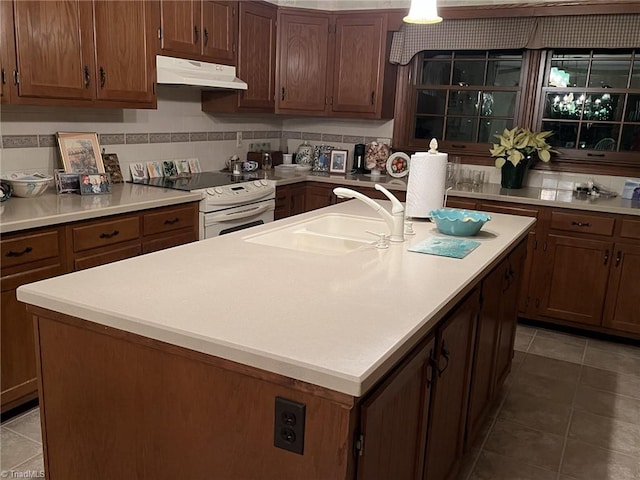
54 169 80 194
102 153 124 183
312 145 333 172
329 149 348 173
57 132 104 174
79 173 111 195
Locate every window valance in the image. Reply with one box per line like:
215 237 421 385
389 14 640 66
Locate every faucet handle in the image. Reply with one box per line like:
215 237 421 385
366 231 389 249
404 220 416 236
374 184 404 215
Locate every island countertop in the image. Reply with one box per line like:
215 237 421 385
17 199 534 397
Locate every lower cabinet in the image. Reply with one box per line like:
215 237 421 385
274 183 306 220
1 202 199 413
603 242 640 334
1 226 67 413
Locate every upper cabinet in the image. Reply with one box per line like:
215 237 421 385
276 10 330 115
275 9 396 119
8 0 155 108
1 1 16 103
158 0 237 65
201 1 276 113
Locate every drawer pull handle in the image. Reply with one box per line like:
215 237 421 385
99 230 120 239
571 221 591 227
164 218 180 225
6 246 33 257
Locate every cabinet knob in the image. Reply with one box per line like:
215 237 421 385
194 25 199 44
281 87 285 101
99 67 106 88
615 250 622 267
571 221 591 227
604 249 610 265
204 28 209 46
437 342 450 377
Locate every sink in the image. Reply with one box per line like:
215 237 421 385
243 213 386 255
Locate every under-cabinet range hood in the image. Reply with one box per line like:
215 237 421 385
156 55 248 90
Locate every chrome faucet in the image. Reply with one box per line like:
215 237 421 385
333 184 405 242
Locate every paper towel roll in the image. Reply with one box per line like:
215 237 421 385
405 151 448 218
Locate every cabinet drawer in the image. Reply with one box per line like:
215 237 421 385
142 231 197 254
620 218 640 240
550 211 614 236
478 203 539 218
74 243 141 271
1 230 60 269
446 198 477 210
143 205 196 237
71 217 140 252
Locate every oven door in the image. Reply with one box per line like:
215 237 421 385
200 200 275 239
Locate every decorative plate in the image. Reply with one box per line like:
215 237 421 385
386 152 410 178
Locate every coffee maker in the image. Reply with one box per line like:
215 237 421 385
353 144 368 174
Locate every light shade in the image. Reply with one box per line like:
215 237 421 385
403 0 443 24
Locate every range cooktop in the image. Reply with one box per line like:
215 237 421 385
131 171 264 191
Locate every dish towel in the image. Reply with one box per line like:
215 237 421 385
409 237 480 259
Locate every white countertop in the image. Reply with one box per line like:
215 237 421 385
269 171 640 216
17 200 534 397
0 184 203 233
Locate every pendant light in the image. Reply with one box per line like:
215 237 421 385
403 0 443 24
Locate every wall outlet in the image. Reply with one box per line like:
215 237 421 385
236 131 243 148
274 396 305 455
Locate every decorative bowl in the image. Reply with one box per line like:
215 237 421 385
2 172 53 198
429 208 491 237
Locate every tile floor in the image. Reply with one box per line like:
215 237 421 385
458 323 640 480
1 323 639 479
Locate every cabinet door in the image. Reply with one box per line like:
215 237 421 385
331 14 385 115
424 289 478 480
14 0 95 100
358 335 435 480
290 184 306 216
466 260 504 446
159 0 200 56
603 243 640 334
237 1 276 110
493 239 527 389
93 0 155 103
276 12 329 114
201 1 236 63
305 184 333 212
538 234 612 325
1 0 16 103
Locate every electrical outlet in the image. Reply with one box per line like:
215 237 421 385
236 131 243 148
274 397 305 455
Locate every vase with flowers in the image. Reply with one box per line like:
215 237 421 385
490 127 554 189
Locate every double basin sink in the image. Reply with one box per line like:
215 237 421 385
244 213 386 255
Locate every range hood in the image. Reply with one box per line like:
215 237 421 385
156 55 248 90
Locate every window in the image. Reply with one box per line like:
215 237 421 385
540 49 640 156
406 50 526 151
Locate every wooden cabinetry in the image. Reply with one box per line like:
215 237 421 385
274 183 306 220
0 0 16 103
357 334 435 480
603 242 640 334
159 0 237 65
1 227 67 413
275 9 395 119
424 289 478 480
466 240 526 447
201 1 277 113
10 0 155 107
1 202 198 413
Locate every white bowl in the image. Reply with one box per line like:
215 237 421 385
3 173 53 198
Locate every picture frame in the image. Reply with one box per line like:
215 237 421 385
102 153 124 183
57 132 104 174
312 145 333 172
329 149 348 173
79 173 111 195
54 169 80 194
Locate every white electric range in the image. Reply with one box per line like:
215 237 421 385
134 172 275 239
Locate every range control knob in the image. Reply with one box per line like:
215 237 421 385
214 187 224 194
253 180 262 187
205 188 216 196
260 180 269 186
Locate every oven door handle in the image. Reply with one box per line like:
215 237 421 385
206 203 272 224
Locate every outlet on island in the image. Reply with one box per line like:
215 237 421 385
274 396 306 455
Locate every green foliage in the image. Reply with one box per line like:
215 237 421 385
490 127 554 167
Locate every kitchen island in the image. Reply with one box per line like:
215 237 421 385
18 199 534 480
